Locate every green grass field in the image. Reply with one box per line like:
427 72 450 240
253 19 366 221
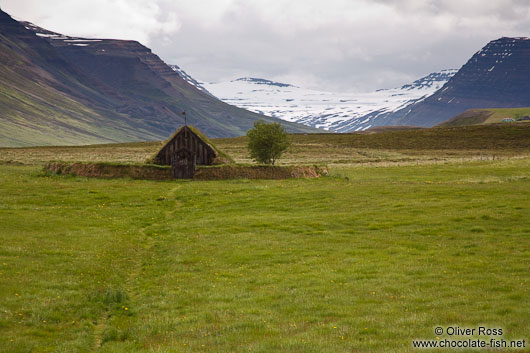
1 149 529 351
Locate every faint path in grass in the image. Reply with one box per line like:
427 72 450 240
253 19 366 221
93 184 183 351
164 185 183 218
126 184 182 296
90 184 181 351
92 312 108 351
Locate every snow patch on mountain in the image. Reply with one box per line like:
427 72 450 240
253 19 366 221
169 65 214 96
199 70 457 132
23 22 102 47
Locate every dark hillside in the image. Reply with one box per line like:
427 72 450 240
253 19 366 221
0 10 156 146
389 37 530 127
20 20 319 139
0 10 318 147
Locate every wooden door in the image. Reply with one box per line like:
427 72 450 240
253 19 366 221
171 149 195 179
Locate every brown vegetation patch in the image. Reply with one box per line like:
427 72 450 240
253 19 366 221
43 162 327 181
363 126 426 133
193 165 328 180
44 162 172 180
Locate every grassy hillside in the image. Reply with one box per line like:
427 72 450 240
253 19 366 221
0 56 160 147
438 107 530 127
1 159 529 352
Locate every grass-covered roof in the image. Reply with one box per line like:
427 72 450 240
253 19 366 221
151 125 234 165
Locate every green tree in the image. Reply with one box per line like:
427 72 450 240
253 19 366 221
246 120 291 165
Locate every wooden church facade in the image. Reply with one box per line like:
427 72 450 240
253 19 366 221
154 126 217 179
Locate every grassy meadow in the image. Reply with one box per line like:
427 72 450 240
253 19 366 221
1 124 529 167
1 129 530 352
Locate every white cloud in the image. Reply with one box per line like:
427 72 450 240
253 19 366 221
2 0 181 43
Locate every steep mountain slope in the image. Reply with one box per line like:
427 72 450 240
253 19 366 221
0 11 155 146
390 37 530 127
193 71 455 132
0 10 317 147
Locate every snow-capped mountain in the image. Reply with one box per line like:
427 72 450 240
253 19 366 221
390 37 530 127
174 70 456 132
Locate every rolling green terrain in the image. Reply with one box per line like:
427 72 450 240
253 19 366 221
1 128 529 352
438 107 530 127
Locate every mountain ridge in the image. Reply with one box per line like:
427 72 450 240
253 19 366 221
0 10 318 147
389 37 530 126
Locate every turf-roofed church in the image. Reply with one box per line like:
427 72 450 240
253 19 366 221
154 125 232 179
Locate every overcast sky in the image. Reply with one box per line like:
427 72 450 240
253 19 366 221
3 0 530 92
